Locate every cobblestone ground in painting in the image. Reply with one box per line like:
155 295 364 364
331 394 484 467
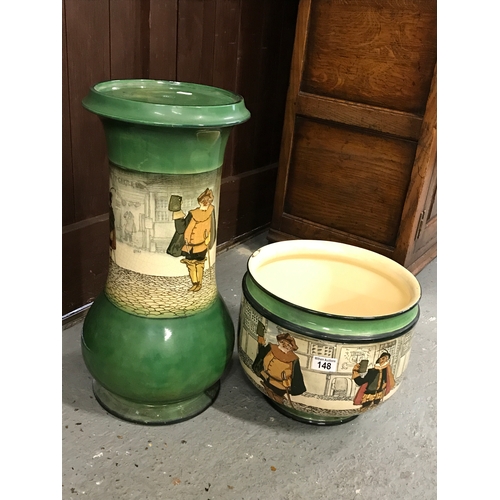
105 260 217 318
246 375 359 419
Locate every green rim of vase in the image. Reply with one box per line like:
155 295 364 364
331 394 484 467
82 79 251 128
242 273 420 342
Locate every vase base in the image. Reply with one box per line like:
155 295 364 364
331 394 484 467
265 398 359 426
92 380 220 425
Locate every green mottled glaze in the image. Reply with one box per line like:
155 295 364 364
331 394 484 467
82 292 234 423
81 79 249 423
82 80 250 174
100 120 232 174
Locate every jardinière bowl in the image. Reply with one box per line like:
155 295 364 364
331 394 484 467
237 239 421 425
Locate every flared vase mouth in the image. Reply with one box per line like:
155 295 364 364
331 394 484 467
82 79 251 127
247 240 422 320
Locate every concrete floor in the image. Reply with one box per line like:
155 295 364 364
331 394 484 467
62 232 437 500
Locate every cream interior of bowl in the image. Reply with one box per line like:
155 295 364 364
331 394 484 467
248 241 421 318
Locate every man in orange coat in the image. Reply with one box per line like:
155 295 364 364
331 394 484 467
252 323 306 405
176 188 216 292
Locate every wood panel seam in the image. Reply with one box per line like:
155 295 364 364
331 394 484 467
280 213 396 253
221 162 278 184
296 92 423 141
62 213 109 235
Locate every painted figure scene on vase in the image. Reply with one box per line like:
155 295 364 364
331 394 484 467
106 163 222 318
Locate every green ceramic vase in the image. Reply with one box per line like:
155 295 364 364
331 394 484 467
81 80 250 424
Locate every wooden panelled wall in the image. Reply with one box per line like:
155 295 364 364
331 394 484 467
62 0 299 316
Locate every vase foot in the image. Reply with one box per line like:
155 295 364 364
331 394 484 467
265 397 359 426
92 380 220 425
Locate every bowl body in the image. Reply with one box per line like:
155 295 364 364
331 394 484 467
237 240 421 425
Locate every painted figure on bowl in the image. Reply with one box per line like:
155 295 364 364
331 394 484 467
352 351 395 412
251 321 306 405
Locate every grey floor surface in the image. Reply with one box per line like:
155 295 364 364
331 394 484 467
62 232 437 500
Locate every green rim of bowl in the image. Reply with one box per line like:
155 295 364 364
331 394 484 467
82 79 251 128
242 273 420 342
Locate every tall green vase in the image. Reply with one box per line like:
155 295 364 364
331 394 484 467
80 80 250 424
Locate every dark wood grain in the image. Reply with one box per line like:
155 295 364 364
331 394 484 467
302 0 437 114
297 92 423 140
251 0 285 168
213 0 243 177
62 218 110 315
409 150 437 273
177 0 217 84
394 65 437 269
65 0 110 221
110 0 146 79
62 0 74 226
219 165 278 242
212 0 241 92
285 117 416 246
271 0 312 231
63 0 111 315
268 218 395 260
231 0 267 174
269 0 436 272
268 0 299 162
149 0 178 80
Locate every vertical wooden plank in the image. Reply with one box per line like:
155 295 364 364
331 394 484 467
232 0 267 174
252 0 285 168
149 0 178 80
270 0 311 231
394 65 437 266
65 0 110 220
269 0 299 163
62 0 75 226
62 219 110 315
213 0 242 177
177 0 217 84
212 0 240 91
110 0 147 79
63 0 111 315
219 166 278 243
